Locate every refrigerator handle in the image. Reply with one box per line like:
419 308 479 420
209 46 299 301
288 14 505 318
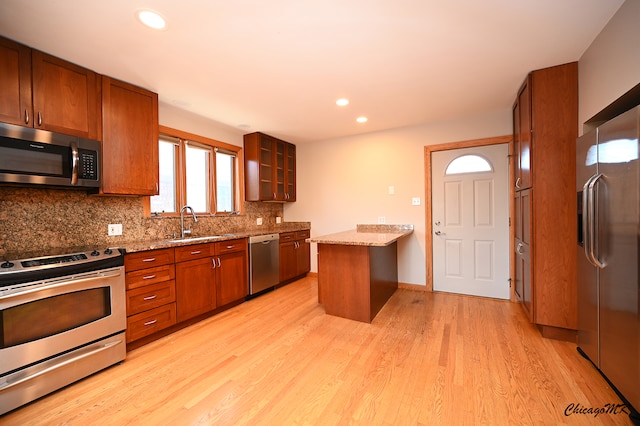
582 176 594 266
587 173 606 269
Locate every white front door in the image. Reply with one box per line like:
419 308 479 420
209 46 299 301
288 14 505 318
431 144 510 299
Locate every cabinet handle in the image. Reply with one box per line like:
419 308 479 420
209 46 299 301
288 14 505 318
515 177 522 189
226 245 234 249
217 258 221 268
24 109 29 125
142 274 156 280
190 250 202 255
37 111 42 126
142 257 156 263
516 243 524 255
144 319 158 326
143 294 157 301
211 258 216 268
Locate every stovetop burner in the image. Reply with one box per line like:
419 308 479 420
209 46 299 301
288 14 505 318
0 247 125 287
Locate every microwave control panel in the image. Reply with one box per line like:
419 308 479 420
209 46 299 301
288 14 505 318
78 149 98 180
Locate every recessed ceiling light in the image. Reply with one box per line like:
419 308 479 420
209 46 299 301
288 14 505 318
336 98 349 107
136 9 167 30
356 116 368 123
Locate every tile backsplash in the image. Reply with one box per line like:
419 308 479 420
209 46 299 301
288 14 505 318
0 187 284 258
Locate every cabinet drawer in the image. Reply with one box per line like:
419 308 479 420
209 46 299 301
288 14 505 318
214 239 246 255
279 232 295 242
175 243 212 262
126 264 175 290
125 248 175 272
127 280 176 315
295 230 310 240
127 303 176 343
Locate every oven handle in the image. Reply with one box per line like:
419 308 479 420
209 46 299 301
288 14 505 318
0 268 122 302
0 339 122 391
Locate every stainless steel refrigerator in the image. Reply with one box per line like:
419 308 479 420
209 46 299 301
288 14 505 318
577 106 639 417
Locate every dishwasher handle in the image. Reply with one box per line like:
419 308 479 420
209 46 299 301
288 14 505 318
249 233 280 244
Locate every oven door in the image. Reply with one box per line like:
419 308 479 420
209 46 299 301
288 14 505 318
0 267 126 376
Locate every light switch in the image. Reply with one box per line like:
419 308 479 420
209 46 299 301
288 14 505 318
388 186 395 195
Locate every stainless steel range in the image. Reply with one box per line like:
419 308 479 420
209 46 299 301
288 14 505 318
0 247 126 415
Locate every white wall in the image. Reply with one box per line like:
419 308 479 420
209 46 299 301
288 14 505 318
579 0 640 130
159 102 244 146
284 109 512 286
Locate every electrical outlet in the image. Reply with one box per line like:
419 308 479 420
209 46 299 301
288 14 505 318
108 224 122 236
378 216 386 224
276 216 282 224
257 218 263 225
412 197 421 206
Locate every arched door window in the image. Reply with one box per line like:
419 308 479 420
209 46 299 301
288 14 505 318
445 154 493 175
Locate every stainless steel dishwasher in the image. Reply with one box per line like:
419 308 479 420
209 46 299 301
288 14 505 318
249 233 280 296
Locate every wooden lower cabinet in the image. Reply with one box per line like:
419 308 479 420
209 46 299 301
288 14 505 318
175 239 248 322
176 256 216 322
279 230 311 282
123 238 249 345
214 239 248 306
124 248 176 343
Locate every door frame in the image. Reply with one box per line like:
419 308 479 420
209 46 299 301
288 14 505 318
424 135 515 300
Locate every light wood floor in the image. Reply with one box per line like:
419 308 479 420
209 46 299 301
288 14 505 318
2 277 633 425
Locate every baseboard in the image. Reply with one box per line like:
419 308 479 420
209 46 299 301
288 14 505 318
537 324 577 343
398 282 428 292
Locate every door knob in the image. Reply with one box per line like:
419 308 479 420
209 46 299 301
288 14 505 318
435 231 443 236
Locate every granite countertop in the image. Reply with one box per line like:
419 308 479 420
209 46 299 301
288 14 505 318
123 223 310 253
2 223 311 260
307 224 413 247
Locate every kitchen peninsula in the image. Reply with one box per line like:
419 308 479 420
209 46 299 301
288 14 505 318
308 224 413 323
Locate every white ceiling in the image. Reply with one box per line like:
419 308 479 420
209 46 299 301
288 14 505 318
0 0 624 143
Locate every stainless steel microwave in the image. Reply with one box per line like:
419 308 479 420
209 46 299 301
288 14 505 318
0 122 100 189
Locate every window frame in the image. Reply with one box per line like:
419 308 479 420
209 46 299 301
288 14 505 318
145 125 245 217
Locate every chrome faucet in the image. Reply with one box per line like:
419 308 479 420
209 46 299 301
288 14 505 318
180 205 198 238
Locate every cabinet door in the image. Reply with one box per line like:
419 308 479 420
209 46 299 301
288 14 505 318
285 143 296 201
175 257 216 322
259 135 276 200
0 37 32 126
101 76 159 195
515 78 532 190
296 238 311 275
31 50 99 139
279 240 298 282
216 250 248 306
274 140 286 201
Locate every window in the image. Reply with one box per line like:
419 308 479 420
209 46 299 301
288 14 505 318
445 154 493 175
149 127 242 215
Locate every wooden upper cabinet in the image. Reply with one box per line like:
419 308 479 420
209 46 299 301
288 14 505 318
244 132 296 202
513 76 531 191
31 50 100 139
0 37 32 126
0 37 99 138
101 76 159 195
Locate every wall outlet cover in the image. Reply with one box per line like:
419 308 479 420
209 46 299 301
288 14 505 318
108 223 122 236
257 218 263 225
378 216 386 224
412 197 421 206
